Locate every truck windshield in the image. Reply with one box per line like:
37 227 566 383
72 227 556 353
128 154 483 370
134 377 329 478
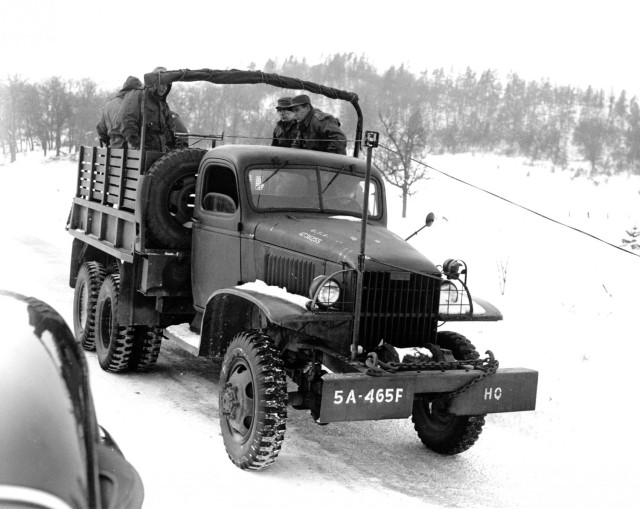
247 167 380 217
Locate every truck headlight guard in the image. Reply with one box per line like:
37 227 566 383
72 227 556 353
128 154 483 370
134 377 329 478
309 276 341 309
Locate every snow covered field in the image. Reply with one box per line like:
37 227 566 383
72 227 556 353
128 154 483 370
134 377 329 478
1 150 639 508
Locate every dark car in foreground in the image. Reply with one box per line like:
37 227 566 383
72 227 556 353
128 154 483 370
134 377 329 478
0 290 143 509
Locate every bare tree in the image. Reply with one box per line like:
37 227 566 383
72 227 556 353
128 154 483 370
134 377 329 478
20 82 50 156
573 117 610 174
40 77 71 156
68 78 106 152
376 66 429 218
0 76 26 162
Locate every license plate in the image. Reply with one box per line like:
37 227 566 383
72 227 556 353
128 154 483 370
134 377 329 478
318 373 414 423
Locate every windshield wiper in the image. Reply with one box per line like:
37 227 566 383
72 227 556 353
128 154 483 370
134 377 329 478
261 160 289 187
321 172 340 195
256 160 288 207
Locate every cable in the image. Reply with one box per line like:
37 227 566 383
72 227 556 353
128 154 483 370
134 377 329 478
223 134 359 143
378 143 640 260
187 132 639 259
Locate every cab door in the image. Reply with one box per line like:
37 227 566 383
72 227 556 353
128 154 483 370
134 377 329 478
191 161 241 311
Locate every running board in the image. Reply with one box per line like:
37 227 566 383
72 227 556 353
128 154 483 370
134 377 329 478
163 324 200 356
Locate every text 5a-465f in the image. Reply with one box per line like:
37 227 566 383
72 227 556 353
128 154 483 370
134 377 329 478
333 387 404 405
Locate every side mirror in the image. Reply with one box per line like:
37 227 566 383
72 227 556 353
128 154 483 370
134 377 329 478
405 212 436 241
425 212 435 227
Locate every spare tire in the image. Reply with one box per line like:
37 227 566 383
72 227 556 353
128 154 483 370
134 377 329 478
145 148 206 248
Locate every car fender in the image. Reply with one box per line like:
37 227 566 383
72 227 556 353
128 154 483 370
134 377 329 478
0 290 144 508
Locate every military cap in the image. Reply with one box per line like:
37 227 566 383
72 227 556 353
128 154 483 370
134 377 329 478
290 94 312 108
275 97 292 110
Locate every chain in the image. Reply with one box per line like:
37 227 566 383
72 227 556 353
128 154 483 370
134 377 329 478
365 350 500 400
442 351 499 400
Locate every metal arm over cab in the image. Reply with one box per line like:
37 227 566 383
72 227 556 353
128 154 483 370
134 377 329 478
140 67 364 170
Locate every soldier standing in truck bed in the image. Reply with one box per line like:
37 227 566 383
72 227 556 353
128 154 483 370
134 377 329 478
271 97 298 147
96 76 143 148
120 67 187 151
290 94 347 155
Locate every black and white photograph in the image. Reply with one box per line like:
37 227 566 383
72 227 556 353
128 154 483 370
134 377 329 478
1 1 639 507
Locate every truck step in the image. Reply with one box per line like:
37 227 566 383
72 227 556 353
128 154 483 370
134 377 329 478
164 323 200 356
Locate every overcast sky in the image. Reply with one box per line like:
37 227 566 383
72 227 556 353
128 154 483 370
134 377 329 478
1 0 638 98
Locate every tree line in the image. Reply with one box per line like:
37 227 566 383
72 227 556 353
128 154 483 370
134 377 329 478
2 54 639 215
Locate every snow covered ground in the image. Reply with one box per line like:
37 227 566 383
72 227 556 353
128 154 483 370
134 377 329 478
1 150 639 508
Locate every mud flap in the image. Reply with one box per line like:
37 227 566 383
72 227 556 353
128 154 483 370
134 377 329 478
317 368 538 424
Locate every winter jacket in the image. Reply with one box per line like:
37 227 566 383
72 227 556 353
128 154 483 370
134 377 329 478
292 108 347 155
120 82 187 151
166 111 188 150
271 120 298 147
96 76 142 148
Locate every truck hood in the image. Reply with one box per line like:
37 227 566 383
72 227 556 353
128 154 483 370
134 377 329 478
253 216 439 274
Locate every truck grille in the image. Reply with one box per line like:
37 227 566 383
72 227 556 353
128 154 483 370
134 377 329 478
359 271 440 352
264 254 316 296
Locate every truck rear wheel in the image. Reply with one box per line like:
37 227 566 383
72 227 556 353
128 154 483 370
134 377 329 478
145 148 206 249
129 326 163 371
73 261 106 351
95 274 134 372
219 330 287 470
411 331 486 455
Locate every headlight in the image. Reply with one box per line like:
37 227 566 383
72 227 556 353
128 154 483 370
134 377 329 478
309 276 341 308
439 281 459 312
439 280 472 315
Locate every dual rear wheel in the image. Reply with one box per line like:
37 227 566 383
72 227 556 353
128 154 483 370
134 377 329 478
72 261 105 350
72 262 162 373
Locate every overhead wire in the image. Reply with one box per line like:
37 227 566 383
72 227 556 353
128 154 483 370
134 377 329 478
186 131 639 259
376 142 640 260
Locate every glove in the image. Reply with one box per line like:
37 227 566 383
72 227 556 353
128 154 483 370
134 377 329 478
129 136 141 150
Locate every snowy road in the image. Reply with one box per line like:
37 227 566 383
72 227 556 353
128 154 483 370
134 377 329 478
1 154 639 508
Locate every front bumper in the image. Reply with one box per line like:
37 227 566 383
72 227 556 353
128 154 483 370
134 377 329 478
317 367 538 424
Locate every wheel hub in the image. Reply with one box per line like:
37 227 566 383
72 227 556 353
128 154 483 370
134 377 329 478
221 382 240 419
168 176 196 225
428 399 454 426
221 363 255 438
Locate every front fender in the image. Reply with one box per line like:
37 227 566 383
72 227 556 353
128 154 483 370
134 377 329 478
439 296 503 322
199 286 316 357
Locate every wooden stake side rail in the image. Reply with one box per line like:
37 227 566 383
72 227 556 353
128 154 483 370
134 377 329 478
68 198 137 262
76 146 143 212
70 146 146 260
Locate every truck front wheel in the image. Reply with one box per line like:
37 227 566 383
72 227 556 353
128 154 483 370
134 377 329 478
95 274 134 372
411 331 486 455
73 261 106 351
219 330 287 470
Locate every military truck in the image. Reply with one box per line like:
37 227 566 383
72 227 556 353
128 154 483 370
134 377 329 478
67 68 538 470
